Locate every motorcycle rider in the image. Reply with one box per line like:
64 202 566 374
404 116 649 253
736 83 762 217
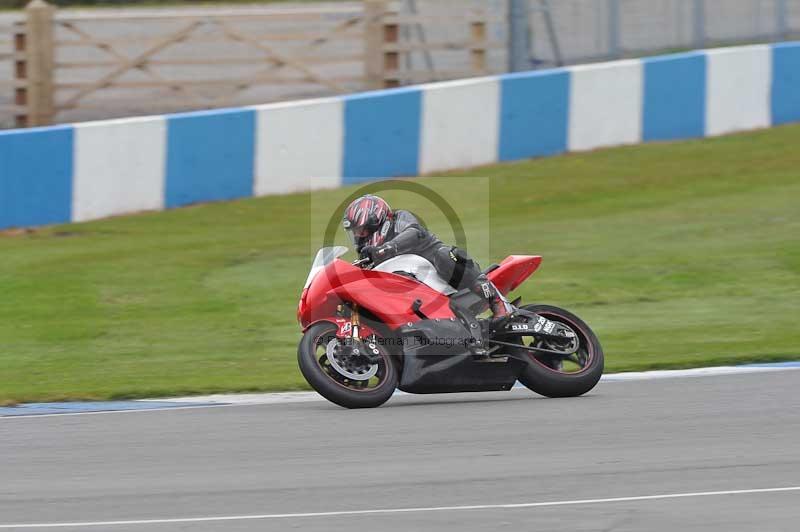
342 194 511 352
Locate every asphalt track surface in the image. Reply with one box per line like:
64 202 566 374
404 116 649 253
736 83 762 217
1 371 799 531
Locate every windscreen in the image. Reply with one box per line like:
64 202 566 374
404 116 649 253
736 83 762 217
303 246 348 289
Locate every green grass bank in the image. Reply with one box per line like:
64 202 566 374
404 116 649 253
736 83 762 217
1 124 799 403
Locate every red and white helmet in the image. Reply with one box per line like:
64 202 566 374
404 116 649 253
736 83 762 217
342 195 393 249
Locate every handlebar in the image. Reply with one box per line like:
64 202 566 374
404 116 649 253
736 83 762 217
352 257 372 267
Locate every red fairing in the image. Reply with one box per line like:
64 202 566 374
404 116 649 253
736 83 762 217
298 259 455 332
487 255 542 295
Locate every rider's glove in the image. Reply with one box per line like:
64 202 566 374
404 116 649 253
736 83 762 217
361 244 396 264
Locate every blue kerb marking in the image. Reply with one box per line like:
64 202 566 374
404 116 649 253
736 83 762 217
643 52 706 141
3 362 798 416
771 42 800 126
742 361 800 368
342 87 422 183
165 108 256 208
0 401 218 417
498 69 569 161
0 125 73 229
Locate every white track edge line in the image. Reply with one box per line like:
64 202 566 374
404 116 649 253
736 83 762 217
1 486 798 528
151 364 800 405
3 363 799 419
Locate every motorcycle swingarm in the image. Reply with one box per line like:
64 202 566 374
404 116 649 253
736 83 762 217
501 312 575 340
487 338 580 358
490 312 580 358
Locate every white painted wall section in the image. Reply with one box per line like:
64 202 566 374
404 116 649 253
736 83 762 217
568 59 643 151
419 77 500 174
705 45 772 136
72 116 166 223
253 98 343 196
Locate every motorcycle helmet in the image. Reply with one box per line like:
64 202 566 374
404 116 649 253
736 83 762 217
342 195 393 250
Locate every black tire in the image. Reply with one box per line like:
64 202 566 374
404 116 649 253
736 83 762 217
298 321 398 409
515 304 604 398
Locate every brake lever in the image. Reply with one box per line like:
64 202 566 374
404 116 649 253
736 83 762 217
352 257 372 268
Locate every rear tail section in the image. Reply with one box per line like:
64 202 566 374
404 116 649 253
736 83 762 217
487 255 542 295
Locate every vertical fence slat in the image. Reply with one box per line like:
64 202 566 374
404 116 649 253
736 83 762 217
470 20 487 74
15 0 55 127
364 0 389 89
13 26 27 128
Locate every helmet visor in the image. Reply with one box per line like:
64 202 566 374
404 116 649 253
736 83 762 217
345 225 372 249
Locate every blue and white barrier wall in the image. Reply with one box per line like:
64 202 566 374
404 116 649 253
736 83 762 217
1 42 800 230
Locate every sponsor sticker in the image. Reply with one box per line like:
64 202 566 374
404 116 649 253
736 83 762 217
481 283 492 298
337 320 353 337
533 316 556 334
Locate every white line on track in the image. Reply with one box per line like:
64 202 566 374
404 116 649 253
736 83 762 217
1 486 798 529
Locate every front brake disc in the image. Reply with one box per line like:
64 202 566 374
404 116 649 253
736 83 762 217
325 339 379 381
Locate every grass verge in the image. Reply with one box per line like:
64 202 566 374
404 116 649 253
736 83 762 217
1 125 799 403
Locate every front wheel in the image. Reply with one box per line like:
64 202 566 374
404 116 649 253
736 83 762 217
298 321 398 409
513 305 604 398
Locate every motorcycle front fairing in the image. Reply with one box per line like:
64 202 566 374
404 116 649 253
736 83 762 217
299 250 454 331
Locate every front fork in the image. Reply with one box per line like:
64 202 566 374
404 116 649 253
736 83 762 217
334 303 373 340
334 304 384 364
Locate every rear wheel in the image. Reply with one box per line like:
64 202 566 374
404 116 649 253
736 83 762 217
511 305 604 398
298 321 398 409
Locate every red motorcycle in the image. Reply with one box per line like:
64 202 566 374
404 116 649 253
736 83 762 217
297 247 604 408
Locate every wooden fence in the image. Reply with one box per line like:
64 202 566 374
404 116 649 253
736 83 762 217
0 13 22 128
2 0 502 128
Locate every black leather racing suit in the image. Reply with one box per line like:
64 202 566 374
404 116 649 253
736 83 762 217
359 210 493 296
358 210 507 352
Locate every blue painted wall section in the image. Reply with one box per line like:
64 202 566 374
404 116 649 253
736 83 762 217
165 108 256 208
342 87 422 184
2 43 800 232
0 126 73 229
498 69 569 161
771 42 800 125
643 52 707 141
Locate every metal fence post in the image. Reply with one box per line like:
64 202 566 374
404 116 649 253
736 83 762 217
16 0 55 127
607 0 620 59
776 0 789 40
508 0 531 72
692 0 706 49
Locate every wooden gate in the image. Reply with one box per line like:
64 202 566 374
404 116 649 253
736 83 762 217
4 0 500 128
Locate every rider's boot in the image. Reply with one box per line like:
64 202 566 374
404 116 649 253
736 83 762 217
474 276 511 324
489 293 512 330
469 276 512 357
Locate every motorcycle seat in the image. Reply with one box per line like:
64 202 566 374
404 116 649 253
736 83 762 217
482 263 500 275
